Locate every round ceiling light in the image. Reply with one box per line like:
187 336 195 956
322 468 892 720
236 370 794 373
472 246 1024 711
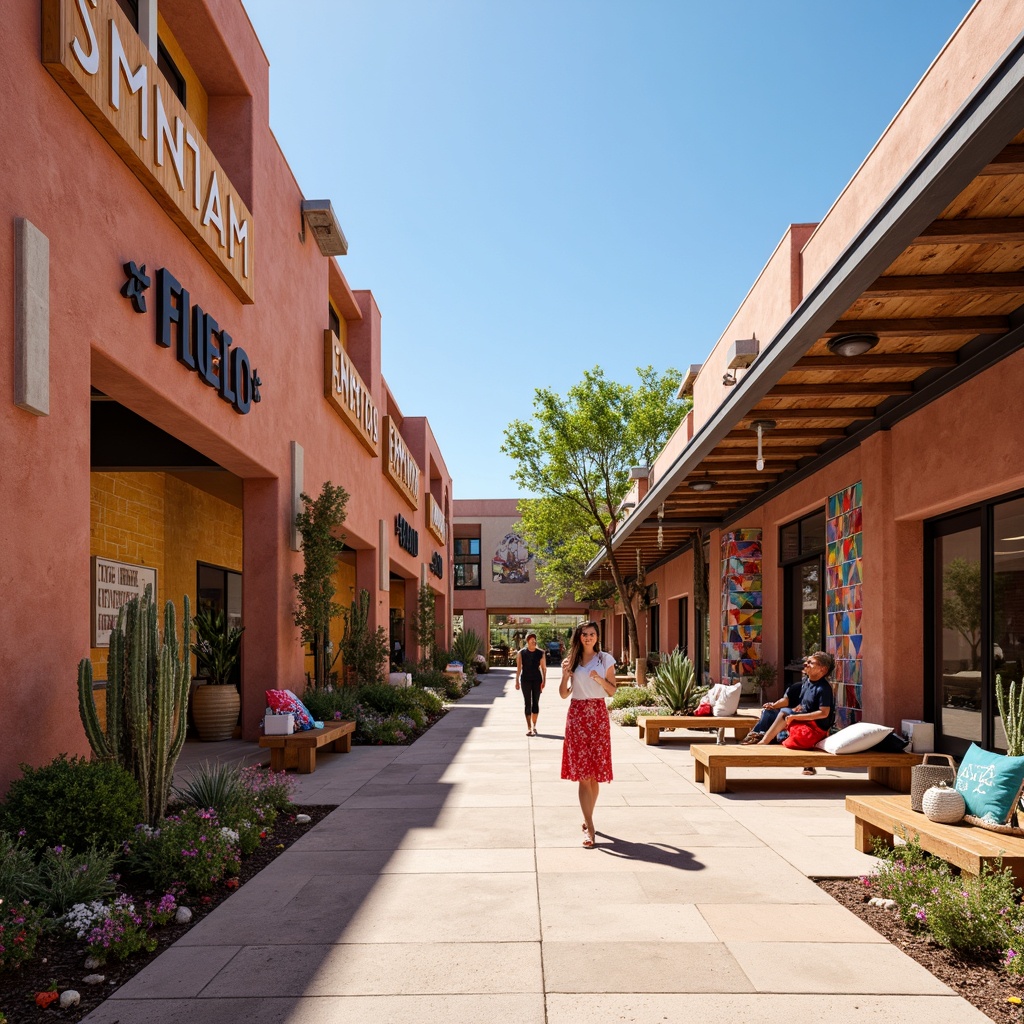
690 477 716 492
826 332 879 357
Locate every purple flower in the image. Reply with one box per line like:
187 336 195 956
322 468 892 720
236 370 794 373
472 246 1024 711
915 910 927 922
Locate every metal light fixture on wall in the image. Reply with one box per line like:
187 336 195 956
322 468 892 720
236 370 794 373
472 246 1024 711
722 370 737 386
657 502 665 550
826 332 879 358
301 199 349 256
750 419 776 472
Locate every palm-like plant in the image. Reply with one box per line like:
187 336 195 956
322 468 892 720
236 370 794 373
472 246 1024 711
191 608 244 685
451 629 484 668
651 649 706 714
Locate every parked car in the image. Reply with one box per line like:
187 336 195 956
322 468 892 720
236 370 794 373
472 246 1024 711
545 640 564 666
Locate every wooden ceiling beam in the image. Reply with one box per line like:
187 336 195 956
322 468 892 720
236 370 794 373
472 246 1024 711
794 353 958 369
826 317 1008 336
739 406 876 420
724 426 849 440
769 382 915 397
702 450 817 461
913 218 1024 244
863 272 1024 297
979 144 1024 175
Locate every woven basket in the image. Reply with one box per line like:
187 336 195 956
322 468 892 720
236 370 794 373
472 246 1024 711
910 753 956 812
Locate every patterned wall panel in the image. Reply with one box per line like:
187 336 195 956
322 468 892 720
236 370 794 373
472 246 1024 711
720 529 762 682
826 482 863 727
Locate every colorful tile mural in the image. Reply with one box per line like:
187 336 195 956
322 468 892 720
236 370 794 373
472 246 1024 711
721 529 762 682
826 482 863 727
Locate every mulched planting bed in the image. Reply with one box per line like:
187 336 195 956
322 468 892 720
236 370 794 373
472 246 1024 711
819 876 1024 1024
0 804 336 1024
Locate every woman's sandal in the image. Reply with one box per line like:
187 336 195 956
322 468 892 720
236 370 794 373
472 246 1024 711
802 767 817 776
741 732 763 745
582 833 595 848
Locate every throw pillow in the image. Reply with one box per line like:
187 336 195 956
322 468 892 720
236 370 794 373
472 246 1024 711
711 682 742 716
815 721 892 754
866 731 911 753
955 743 1024 827
265 688 317 731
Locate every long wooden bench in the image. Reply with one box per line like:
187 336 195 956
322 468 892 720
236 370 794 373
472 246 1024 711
690 743 922 793
637 715 755 746
258 719 355 773
847 792 1024 885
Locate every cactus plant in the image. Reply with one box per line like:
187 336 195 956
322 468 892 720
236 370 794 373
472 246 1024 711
339 588 389 685
996 674 1024 756
78 585 192 825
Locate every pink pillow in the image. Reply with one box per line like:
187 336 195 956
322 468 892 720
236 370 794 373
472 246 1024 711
265 689 316 730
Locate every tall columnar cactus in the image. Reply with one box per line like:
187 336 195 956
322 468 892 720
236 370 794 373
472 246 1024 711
996 674 1024 756
78 585 192 825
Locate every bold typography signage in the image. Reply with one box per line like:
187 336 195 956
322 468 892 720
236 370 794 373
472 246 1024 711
395 514 419 557
429 552 443 579
121 263 262 413
383 416 420 510
324 331 380 456
427 493 447 545
91 556 157 646
42 0 255 302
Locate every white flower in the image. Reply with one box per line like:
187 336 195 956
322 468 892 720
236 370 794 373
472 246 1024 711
64 901 111 939
220 826 240 843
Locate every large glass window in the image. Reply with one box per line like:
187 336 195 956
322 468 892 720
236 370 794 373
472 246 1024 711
780 509 825 679
195 562 242 684
454 537 481 589
928 493 1024 756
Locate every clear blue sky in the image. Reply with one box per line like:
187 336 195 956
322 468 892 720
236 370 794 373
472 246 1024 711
241 0 973 499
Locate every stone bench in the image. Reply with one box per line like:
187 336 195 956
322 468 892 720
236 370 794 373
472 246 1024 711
258 719 355 773
846 792 1024 885
690 743 922 793
637 715 754 746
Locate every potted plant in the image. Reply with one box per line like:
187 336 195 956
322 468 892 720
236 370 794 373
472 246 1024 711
190 608 244 741
751 661 777 704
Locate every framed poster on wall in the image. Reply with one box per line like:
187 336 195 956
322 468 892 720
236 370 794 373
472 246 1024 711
91 556 158 647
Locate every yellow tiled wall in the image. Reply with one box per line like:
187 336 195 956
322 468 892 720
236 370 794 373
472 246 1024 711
89 472 242 680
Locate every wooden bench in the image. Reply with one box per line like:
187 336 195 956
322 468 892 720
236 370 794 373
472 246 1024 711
690 743 922 793
637 715 754 746
258 719 355 774
847 792 1024 885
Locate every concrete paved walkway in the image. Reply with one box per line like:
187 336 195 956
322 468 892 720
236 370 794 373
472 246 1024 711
84 669 990 1023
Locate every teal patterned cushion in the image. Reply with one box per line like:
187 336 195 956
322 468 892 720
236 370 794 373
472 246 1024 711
954 743 1024 825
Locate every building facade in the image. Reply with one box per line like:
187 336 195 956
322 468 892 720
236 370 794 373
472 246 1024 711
0 0 452 790
587 0 1024 757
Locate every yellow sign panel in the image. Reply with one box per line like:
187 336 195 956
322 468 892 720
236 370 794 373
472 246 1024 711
427 493 446 545
383 416 420 510
324 331 380 456
42 0 255 303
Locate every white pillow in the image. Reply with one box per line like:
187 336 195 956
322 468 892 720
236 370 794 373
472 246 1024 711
711 682 742 716
815 721 892 754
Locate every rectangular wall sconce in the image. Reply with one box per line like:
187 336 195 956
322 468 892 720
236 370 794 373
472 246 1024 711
727 337 759 370
301 200 349 256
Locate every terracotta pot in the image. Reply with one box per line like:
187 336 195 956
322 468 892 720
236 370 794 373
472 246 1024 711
192 684 240 741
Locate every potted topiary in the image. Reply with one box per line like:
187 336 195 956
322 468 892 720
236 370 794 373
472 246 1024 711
191 608 244 741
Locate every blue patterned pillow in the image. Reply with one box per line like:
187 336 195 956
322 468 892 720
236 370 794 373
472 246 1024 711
954 743 1024 825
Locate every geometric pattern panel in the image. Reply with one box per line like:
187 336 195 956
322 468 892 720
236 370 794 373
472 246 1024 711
720 529 762 682
825 481 863 727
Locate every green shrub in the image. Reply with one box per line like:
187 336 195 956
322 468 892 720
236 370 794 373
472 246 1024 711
25 844 117 916
611 706 666 727
0 755 143 855
609 686 665 710
408 686 445 717
865 833 953 930
126 808 240 894
924 865 1019 951
0 832 38 902
173 760 249 820
302 687 357 722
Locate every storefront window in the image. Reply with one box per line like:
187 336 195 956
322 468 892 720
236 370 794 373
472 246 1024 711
781 509 825 677
928 492 1024 756
454 537 481 589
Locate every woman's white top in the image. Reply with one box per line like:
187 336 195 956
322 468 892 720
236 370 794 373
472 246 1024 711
568 651 616 700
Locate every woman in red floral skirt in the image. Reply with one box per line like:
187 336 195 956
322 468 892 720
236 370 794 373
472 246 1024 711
559 621 617 848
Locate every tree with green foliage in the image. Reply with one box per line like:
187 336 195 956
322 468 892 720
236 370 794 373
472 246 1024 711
293 481 349 690
502 366 687 681
942 557 982 669
412 583 437 670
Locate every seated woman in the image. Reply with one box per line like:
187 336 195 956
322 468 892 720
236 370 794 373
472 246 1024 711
743 652 836 775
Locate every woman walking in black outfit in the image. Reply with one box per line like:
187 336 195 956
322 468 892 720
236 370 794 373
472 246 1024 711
515 632 546 736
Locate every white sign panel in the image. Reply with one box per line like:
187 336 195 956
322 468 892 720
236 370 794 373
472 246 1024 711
92 556 158 647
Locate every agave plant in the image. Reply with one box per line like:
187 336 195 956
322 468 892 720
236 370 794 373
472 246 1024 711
651 649 706 714
173 760 248 819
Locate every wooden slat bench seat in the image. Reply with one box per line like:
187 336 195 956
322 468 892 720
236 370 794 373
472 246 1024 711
258 719 355 774
847 792 1024 885
690 743 922 793
637 715 755 746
